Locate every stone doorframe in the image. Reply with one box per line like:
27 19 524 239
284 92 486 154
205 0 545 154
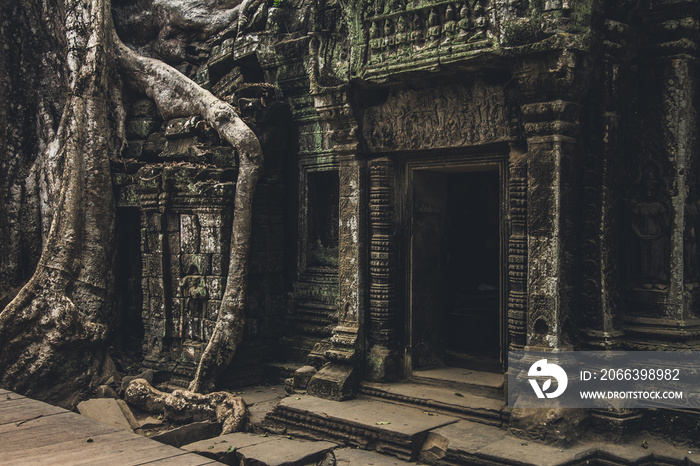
397 147 516 377
361 145 528 383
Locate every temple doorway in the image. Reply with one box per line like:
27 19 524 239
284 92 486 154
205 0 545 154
409 167 503 374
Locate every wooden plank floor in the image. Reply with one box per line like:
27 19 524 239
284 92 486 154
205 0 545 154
0 389 222 465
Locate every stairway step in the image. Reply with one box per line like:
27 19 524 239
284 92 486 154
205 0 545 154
296 301 337 311
360 381 508 427
263 395 458 461
411 367 504 399
182 432 336 465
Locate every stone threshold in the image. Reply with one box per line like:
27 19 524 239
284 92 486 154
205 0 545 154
262 395 459 461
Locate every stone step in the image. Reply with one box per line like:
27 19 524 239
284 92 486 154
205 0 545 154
333 447 416 465
411 367 504 400
265 363 303 385
262 395 458 461
182 432 336 466
417 420 700 466
360 381 508 428
292 322 333 337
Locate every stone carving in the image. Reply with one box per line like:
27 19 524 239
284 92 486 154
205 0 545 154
362 0 491 65
686 199 699 284
362 81 515 152
368 159 397 348
508 157 527 350
629 166 670 289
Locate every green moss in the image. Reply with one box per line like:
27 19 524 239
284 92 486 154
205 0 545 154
503 18 546 46
569 0 596 34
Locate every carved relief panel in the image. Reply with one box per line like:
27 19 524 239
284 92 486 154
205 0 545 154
361 78 519 153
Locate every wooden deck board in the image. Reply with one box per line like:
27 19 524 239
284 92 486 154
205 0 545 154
0 389 223 466
137 453 221 465
0 397 66 425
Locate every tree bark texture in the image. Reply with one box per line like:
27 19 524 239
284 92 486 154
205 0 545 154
124 379 248 434
0 0 262 404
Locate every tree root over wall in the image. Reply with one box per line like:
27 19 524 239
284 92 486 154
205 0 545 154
0 0 261 414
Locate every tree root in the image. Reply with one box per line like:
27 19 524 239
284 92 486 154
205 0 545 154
124 379 248 434
111 23 263 393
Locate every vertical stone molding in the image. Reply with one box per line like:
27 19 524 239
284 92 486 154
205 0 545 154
307 86 365 400
508 149 528 351
515 48 589 351
366 158 399 381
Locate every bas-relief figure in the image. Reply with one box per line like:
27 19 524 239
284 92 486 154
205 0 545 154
629 167 670 289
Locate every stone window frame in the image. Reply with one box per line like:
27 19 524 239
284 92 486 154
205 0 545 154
298 157 341 279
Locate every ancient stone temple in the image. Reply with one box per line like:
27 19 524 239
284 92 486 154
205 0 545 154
109 0 700 442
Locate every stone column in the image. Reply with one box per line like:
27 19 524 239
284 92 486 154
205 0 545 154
515 47 590 351
307 86 366 400
366 158 400 381
621 5 700 343
507 145 528 351
578 16 627 350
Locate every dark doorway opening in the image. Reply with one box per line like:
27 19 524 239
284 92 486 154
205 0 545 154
411 169 502 373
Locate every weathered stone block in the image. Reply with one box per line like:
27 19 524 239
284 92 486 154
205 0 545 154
146 213 163 231
126 118 159 140
148 277 164 299
95 385 118 399
199 213 223 253
211 253 227 275
124 140 144 159
77 398 139 431
143 254 161 278
202 319 217 341
306 364 358 401
181 254 211 275
181 214 200 254
161 137 200 160
194 65 210 88
131 98 158 118
143 132 166 157
293 366 317 389
165 214 180 232
167 232 181 254
206 299 221 320
164 117 198 139
206 276 224 300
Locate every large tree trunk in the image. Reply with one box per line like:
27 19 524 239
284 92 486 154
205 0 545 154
0 0 262 405
0 0 120 407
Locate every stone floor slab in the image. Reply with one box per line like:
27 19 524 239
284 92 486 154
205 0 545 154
236 436 337 466
421 419 507 460
182 431 275 456
277 396 458 437
412 367 504 390
77 398 136 431
334 447 416 465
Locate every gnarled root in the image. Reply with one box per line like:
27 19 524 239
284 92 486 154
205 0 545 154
124 379 248 433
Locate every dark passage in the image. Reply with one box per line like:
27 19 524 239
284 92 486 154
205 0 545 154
411 169 501 371
444 171 500 364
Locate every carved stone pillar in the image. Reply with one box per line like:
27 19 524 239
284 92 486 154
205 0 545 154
578 14 628 349
515 47 590 351
507 146 528 351
307 86 365 400
366 158 399 381
620 4 700 344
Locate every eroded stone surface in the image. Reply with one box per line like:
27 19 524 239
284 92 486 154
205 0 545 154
77 398 137 431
